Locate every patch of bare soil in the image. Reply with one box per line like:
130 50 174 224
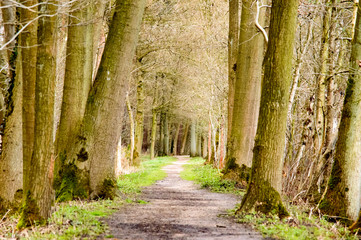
100 156 263 239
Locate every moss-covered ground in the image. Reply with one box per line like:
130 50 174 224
0 156 175 239
181 157 359 240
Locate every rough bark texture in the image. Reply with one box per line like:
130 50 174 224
227 0 239 137
18 0 57 227
0 39 22 211
71 0 146 199
135 71 145 157
238 0 299 217
319 3 361 222
224 0 265 176
20 0 37 196
54 0 96 201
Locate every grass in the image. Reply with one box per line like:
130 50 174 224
0 156 175 239
117 156 176 195
233 205 359 240
181 157 359 239
180 157 243 195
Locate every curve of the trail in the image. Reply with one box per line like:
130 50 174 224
102 156 263 239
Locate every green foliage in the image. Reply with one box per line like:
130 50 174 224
180 157 243 195
17 191 45 230
117 156 176 195
26 200 120 239
233 205 358 240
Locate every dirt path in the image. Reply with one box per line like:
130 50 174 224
101 156 263 239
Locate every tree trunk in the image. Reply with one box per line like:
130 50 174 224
163 112 169 156
134 71 145 157
238 0 299 217
224 0 265 174
0 63 23 211
227 0 239 137
319 3 361 222
126 93 136 165
18 0 57 227
54 0 96 200
173 123 180 155
20 0 37 198
190 120 197 157
75 0 146 199
180 123 189 154
150 109 157 159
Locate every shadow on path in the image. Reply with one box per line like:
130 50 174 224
100 156 263 239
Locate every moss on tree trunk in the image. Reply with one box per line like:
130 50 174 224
237 0 299 218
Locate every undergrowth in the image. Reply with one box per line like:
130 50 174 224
232 204 359 240
0 156 175 239
180 157 243 195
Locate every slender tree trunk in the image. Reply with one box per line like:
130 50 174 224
238 0 299 217
190 120 197 157
134 71 145 157
173 123 180 155
202 135 207 158
126 93 135 165
227 0 239 137
180 123 189 154
159 112 164 156
207 121 211 163
163 112 169 156
224 0 265 174
319 3 361 222
150 109 157 159
18 0 57 227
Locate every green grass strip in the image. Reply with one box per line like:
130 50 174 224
180 157 242 195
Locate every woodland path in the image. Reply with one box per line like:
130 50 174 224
100 156 263 239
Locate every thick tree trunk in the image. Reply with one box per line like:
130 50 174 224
18 0 57 227
71 0 146 199
0 26 22 210
319 3 361 222
150 109 157 159
54 0 96 201
238 0 299 217
227 0 239 137
20 0 37 197
190 120 197 157
224 0 265 174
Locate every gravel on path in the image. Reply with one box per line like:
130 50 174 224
100 156 263 239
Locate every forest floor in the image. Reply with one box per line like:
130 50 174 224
99 156 263 239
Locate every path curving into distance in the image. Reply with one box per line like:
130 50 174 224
101 156 263 239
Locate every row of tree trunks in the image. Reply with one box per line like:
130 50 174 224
319 2 361 223
238 0 299 217
224 0 265 178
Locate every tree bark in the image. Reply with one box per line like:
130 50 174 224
190 120 197 157
224 0 265 173
173 123 180 155
150 109 157 159
18 0 57 227
319 2 361 222
227 0 239 137
238 0 299 217
180 123 189 154
73 0 146 199
54 0 96 200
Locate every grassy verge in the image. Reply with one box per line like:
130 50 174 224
0 156 176 239
233 206 358 240
180 157 243 195
181 157 358 239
